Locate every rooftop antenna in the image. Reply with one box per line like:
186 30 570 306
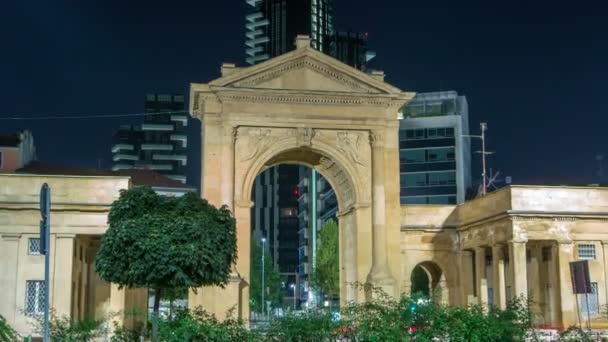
463 122 493 196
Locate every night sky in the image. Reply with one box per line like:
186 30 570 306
1 1 606 189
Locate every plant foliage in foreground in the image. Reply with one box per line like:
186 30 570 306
0 315 19 342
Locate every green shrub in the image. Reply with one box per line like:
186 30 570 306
158 307 257 342
110 322 144 342
35 311 103 341
282 285 533 342
264 311 341 342
0 315 19 342
559 326 594 342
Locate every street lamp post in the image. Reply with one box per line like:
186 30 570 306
261 237 266 317
290 284 296 310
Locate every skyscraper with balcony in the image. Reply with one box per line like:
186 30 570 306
245 0 374 71
399 91 471 204
111 94 189 184
245 0 334 65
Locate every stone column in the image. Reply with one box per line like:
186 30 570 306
547 243 560 327
221 126 237 209
0 234 20 325
509 241 528 299
366 130 396 296
53 234 75 317
492 245 507 309
474 247 488 305
556 242 577 327
602 241 608 313
338 209 357 306
529 245 543 316
458 250 474 306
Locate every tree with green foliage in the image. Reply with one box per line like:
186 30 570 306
0 315 18 342
95 186 237 341
249 238 283 314
311 219 339 304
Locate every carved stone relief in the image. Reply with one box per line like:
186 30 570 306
294 127 315 147
315 130 370 169
239 128 278 162
369 130 385 148
336 131 366 166
317 156 355 208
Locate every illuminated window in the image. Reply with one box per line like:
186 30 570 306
578 244 596 260
28 238 41 255
281 208 297 218
25 280 44 315
580 282 599 317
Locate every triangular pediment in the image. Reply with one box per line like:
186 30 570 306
209 47 402 95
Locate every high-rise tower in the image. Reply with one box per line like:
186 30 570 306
245 0 334 65
111 94 189 184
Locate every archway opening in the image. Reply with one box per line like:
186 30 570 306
249 163 339 320
411 261 444 300
411 266 430 297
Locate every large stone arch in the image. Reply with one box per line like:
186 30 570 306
229 126 375 316
187 36 414 321
236 127 371 212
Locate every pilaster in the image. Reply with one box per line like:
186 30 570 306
0 234 20 325
458 250 474 306
556 242 577 327
366 130 396 297
53 234 75 317
474 247 488 306
509 240 528 299
492 245 507 309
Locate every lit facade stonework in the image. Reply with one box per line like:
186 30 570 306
0 174 147 337
190 36 413 318
190 36 608 328
401 186 608 328
2 36 608 335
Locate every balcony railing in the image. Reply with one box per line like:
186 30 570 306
141 144 173 151
142 123 173 131
111 144 134 153
153 154 187 166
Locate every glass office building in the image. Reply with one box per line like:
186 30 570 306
399 91 471 205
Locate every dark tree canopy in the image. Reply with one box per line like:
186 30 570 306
95 186 237 291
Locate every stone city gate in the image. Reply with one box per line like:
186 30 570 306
188 36 414 320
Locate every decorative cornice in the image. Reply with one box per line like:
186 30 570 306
457 210 608 232
231 56 383 94
217 93 394 107
511 215 608 223
1 233 21 241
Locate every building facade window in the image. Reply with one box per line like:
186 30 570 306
28 238 41 255
428 171 456 185
580 282 599 317
25 280 45 315
578 244 596 260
